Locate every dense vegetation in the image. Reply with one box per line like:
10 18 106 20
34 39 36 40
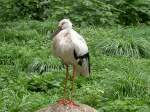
0 0 150 111
0 0 150 25
0 21 150 111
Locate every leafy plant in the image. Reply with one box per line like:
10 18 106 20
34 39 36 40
0 21 150 112
96 27 150 58
106 0 150 25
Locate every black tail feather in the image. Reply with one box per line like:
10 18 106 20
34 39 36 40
73 49 78 59
74 49 91 74
87 53 91 74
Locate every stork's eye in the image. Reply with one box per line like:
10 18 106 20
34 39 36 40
61 22 66 25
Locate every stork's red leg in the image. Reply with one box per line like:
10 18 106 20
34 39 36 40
58 64 70 104
64 64 69 97
57 64 79 108
71 65 76 96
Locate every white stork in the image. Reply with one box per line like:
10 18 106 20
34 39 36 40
52 19 90 105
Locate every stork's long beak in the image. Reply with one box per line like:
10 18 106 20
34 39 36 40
52 27 62 38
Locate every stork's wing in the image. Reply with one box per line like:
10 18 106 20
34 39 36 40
71 30 90 76
74 31 87 44
71 30 88 55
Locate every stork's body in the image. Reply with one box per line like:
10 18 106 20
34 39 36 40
52 19 90 106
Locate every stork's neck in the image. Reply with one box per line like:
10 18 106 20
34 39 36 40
52 26 72 38
62 24 72 30
61 27 72 33
65 27 72 30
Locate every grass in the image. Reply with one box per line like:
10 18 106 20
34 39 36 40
0 20 150 112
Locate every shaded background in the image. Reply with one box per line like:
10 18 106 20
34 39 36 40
0 0 150 25
0 0 150 112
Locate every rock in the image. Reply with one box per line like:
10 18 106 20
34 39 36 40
36 102 97 112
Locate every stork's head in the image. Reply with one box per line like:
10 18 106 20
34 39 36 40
52 19 73 37
58 19 72 30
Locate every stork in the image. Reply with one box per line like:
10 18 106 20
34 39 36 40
52 19 90 106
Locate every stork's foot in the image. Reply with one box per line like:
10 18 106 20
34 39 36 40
57 99 79 108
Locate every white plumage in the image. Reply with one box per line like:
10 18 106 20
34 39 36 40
52 19 90 76
52 19 90 99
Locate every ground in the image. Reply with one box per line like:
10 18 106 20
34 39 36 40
0 21 150 112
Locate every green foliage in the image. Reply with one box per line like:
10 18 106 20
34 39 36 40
0 21 150 111
1 0 150 25
95 26 150 58
51 0 118 25
106 0 150 25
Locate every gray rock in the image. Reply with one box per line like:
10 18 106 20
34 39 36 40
36 102 97 112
